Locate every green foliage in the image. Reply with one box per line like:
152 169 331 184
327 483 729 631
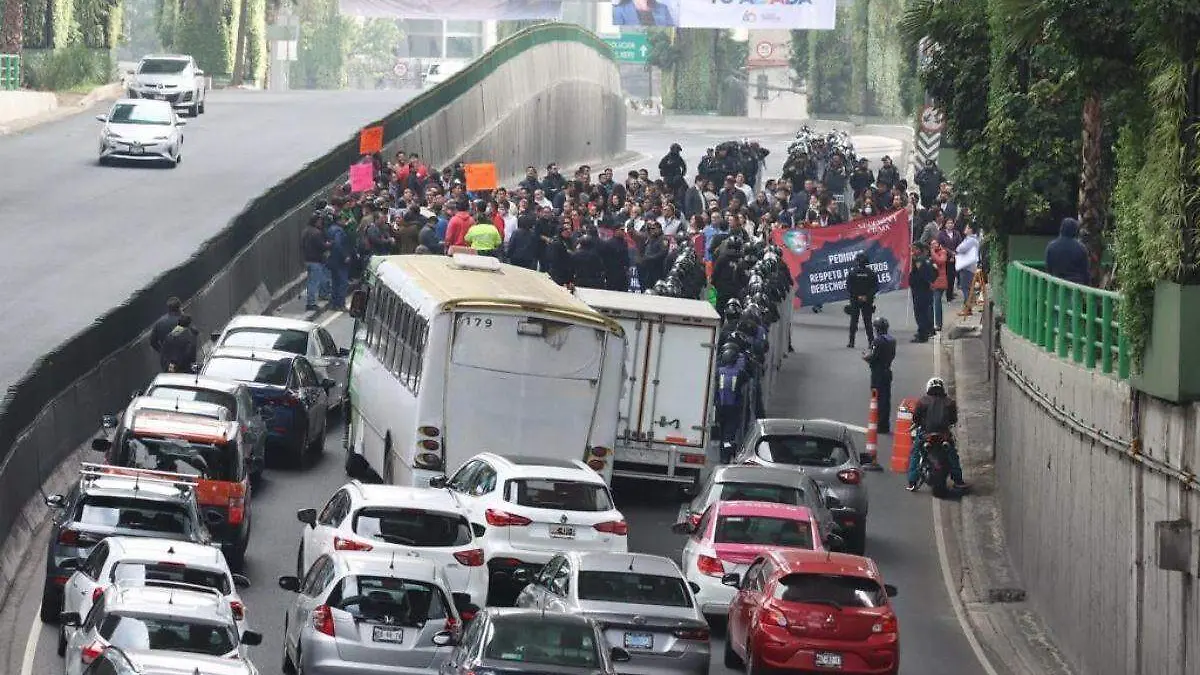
656 29 740 114
175 0 232 74
21 41 110 87
345 18 401 87
242 0 264 84
290 0 350 89
154 0 177 48
900 0 990 147
788 29 807 78
803 14 851 115
645 28 676 70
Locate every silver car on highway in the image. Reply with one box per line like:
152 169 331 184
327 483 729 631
278 551 467 675
96 99 185 167
515 552 710 675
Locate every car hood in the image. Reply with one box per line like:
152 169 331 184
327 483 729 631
132 73 189 86
105 122 174 141
126 649 255 675
576 601 703 625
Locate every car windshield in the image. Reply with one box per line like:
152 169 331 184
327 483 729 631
577 571 692 607
762 435 849 467
110 562 231 595
508 479 613 511
77 497 191 536
146 387 236 414
118 437 234 481
484 618 599 668
352 508 471 547
220 328 309 355
773 573 886 608
333 576 447 627
107 103 172 126
202 357 289 386
718 482 803 505
100 614 237 656
138 59 188 74
714 515 814 549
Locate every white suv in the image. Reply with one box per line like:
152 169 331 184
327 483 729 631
296 481 488 608
430 453 628 604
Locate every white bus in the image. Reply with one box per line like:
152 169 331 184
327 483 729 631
344 254 627 488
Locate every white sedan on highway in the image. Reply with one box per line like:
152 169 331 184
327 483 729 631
96 99 185 167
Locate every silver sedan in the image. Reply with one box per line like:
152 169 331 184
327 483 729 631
515 551 711 675
96 99 185 167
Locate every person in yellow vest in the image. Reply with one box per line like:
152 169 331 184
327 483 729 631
464 219 502 257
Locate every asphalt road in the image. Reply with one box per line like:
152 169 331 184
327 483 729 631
2 121 987 675
0 88 417 393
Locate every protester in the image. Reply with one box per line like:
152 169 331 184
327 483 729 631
956 224 981 299
929 241 949 332
301 215 330 311
150 297 183 354
1045 217 1090 285
160 314 199 373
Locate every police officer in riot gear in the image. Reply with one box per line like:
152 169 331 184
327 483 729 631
862 316 896 434
715 343 747 463
845 252 879 348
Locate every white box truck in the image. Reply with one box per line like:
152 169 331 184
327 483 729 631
574 289 721 491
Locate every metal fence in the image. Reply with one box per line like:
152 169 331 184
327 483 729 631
0 54 19 90
1004 261 1130 379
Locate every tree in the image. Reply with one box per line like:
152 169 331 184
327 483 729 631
2 0 24 53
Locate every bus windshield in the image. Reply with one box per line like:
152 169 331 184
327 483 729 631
450 313 603 379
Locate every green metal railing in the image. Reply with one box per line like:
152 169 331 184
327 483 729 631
0 54 19 90
1005 261 1130 379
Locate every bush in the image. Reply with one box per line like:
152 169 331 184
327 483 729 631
22 44 114 90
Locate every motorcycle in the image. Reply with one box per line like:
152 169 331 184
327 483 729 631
912 430 953 498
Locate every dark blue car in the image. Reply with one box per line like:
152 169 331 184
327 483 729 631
201 346 333 467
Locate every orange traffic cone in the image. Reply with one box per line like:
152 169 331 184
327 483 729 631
889 398 919 474
864 389 882 470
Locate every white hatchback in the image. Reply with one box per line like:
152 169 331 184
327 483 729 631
431 453 628 604
296 481 488 608
58 536 250 656
96 98 184 166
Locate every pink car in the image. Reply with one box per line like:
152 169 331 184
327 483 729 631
675 500 841 616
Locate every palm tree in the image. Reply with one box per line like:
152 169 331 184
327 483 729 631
995 0 1138 283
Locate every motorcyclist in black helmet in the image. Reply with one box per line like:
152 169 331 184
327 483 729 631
908 376 970 492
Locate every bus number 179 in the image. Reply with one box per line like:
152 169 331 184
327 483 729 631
458 317 493 328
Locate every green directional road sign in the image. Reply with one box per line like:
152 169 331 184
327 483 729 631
603 33 651 65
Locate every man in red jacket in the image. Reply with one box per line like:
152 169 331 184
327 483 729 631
443 202 475 249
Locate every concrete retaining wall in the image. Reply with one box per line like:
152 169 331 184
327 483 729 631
994 326 1200 675
0 23 625 608
0 91 56 124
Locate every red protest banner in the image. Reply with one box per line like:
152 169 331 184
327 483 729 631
359 125 384 155
771 208 912 308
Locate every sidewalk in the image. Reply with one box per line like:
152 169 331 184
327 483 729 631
0 81 124 135
940 303 1077 675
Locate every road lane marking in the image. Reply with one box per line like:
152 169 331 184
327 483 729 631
19 612 41 675
319 310 344 328
930 331 1000 675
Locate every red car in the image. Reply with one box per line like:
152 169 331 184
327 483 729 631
723 549 899 675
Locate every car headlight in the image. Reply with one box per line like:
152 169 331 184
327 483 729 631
104 131 121 140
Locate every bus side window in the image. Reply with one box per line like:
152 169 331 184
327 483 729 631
393 302 413 379
380 292 398 369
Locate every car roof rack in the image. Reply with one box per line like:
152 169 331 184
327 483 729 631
80 462 198 494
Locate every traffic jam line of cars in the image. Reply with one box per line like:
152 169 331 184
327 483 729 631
34 310 901 675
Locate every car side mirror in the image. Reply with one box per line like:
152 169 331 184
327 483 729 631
432 630 457 647
91 438 112 453
348 289 368 318
338 347 350 357
240 630 263 646
884 584 898 598
859 452 874 466
44 494 66 508
688 581 701 594
671 521 695 535
824 533 846 551
210 332 221 342
428 475 448 489
512 568 530 584
278 576 301 592
101 414 118 429
721 573 741 588
824 494 842 509
60 611 82 626
59 558 81 571
296 508 317 527
610 646 632 663
321 378 336 391
232 573 251 589
94 114 107 122
130 389 143 399
471 523 485 538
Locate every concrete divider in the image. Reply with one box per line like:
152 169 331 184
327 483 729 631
0 22 625 606
993 323 1200 675
0 91 56 124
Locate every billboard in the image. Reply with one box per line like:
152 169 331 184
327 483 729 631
340 0 563 20
771 208 912 308
611 0 835 30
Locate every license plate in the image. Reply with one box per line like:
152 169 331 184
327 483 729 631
624 632 653 650
814 651 842 668
130 146 143 154
372 626 404 643
549 524 575 539
152 94 163 100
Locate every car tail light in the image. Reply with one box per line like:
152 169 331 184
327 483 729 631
333 536 373 552
485 509 531 527
696 555 724 577
58 529 79 546
81 640 105 665
51 576 69 586
687 512 702 527
444 615 459 633
230 600 245 621
764 607 789 627
837 469 862 485
92 587 105 601
453 549 485 567
594 520 628 536
312 605 336 637
872 614 898 634
227 495 245 525
673 627 710 641
680 453 706 465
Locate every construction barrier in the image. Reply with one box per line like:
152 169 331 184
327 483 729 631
889 397 919 474
864 389 882 470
